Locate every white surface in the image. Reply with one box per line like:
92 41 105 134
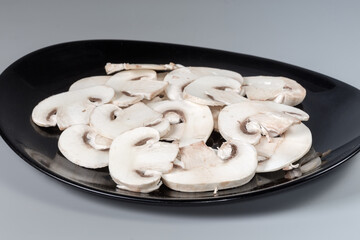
0 1 359 239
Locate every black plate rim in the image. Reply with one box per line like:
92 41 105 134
0 39 359 205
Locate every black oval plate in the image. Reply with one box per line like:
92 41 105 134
0 40 359 205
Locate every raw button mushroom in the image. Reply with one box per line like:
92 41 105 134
243 76 306 106
164 67 244 100
106 69 168 107
256 123 312 172
109 127 179 193
147 100 213 147
218 101 309 144
90 102 163 139
58 125 109 169
32 86 114 130
105 62 180 75
162 141 257 192
183 76 242 106
69 76 111 91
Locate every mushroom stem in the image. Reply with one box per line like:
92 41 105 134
105 62 180 74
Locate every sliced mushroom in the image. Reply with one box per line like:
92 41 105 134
164 67 243 100
243 76 306 106
256 123 312 172
68 71 155 107
162 141 257 192
205 88 248 105
90 102 163 139
183 76 241 106
86 131 113 150
162 125 184 141
145 118 170 137
109 127 179 193
112 93 143 108
218 101 309 144
69 76 111 91
106 69 168 106
105 62 180 74
142 94 168 104
58 125 109 169
32 86 114 130
147 100 213 147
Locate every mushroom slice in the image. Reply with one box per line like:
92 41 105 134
86 131 112 150
147 100 213 147
58 125 109 169
142 94 168 104
109 127 179 193
32 86 114 130
70 71 155 107
90 103 162 139
105 62 180 74
183 76 241 106
162 123 185 141
106 69 167 103
69 76 111 91
205 88 248 105
218 101 309 144
145 118 171 137
112 92 143 107
162 141 257 192
164 67 243 100
243 76 306 106
256 123 312 172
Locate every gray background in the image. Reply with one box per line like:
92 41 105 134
0 1 359 239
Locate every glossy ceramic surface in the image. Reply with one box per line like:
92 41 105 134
0 40 359 204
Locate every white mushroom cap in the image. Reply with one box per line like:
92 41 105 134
183 76 241 106
164 67 243 100
69 76 111 91
106 69 168 105
58 125 109 169
218 101 309 144
162 141 257 192
109 127 179 193
32 86 114 130
90 102 163 139
256 123 312 172
147 100 213 147
243 76 306 106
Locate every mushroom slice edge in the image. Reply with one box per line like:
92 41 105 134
109 127 179 193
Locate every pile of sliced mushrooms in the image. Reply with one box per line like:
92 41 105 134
32 62 322 194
